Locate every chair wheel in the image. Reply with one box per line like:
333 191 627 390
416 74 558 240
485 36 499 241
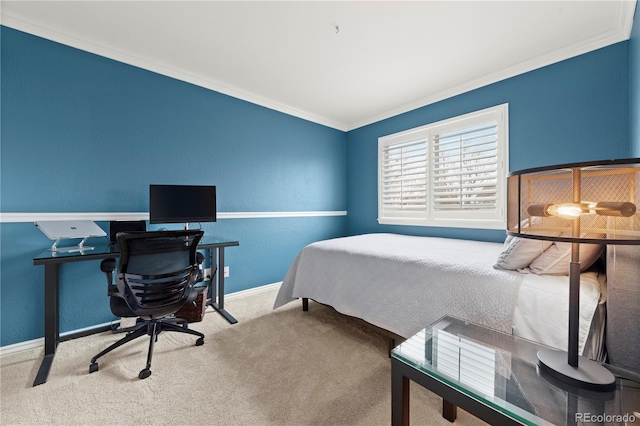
89 362 99 373
139 369 151 379
196 337 204 346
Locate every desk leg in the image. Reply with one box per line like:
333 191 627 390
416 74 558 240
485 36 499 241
207 247 237 324
34 263 60 386
442 399 457 422
391 359 410 426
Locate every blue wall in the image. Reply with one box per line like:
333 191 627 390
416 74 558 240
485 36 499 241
0 27 347 346
631 1 640 157
1 19 637 347
346 42 631 241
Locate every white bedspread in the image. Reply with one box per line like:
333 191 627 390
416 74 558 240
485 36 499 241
274 233 523 338
274 233 605 357
513 271 605 357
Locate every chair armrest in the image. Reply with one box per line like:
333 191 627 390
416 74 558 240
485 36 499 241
100 258 117 295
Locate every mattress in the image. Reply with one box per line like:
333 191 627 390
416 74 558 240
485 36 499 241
513 270 606 359
274 233 605 359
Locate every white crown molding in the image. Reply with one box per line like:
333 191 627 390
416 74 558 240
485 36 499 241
0 211 347 223
0 14 349 132
347 1 637 131
2 1 635 133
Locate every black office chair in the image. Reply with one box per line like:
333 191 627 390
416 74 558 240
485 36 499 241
90 229 206 379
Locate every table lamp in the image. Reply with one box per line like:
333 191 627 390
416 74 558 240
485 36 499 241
507 158 640 391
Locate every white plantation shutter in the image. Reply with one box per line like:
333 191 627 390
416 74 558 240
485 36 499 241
433 123 498 211
381 138 427 213
378 104 508 229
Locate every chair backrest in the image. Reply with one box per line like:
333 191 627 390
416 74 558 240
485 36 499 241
109 220 146 244
115 230 204 318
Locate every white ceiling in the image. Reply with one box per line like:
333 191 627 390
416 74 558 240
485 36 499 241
1 1 636 131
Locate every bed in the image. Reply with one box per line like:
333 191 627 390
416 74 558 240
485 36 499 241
274 233 639 371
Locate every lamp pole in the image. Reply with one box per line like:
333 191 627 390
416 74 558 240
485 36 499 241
568 167 581 368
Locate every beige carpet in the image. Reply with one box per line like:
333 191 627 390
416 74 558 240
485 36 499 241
0 286 487 426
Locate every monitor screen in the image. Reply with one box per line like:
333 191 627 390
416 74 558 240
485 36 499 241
149 185 217 224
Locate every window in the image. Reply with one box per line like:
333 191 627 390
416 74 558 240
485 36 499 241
378 104 508 229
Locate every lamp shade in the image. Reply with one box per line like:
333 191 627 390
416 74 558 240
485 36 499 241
507 158 640 245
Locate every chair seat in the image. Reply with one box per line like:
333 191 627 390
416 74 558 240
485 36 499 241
110 296 135 318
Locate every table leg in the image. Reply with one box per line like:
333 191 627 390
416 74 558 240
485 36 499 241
207 247 237 324
392 359 410 426
34 263 60 386
442 399 457 422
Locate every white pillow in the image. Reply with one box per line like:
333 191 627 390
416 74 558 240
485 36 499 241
494 236 554 270
528 242 604 275
528 214 606 275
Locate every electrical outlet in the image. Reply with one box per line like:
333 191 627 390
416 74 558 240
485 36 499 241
204 268 212 280
224 266 229 277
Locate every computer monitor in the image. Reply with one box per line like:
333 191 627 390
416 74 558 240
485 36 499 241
149 185 217 228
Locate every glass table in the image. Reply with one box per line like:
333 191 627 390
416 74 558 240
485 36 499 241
391 316 640 425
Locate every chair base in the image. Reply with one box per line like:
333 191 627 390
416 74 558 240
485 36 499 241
89 316 204 379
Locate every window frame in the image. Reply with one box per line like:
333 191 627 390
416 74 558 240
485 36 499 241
377 103 509 230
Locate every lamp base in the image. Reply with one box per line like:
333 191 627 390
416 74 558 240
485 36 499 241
537 349 616 392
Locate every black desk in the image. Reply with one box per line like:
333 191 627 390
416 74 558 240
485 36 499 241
32 236 239 386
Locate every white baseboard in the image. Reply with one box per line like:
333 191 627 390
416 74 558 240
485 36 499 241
225 281 281 300
0 337 45 357
0 282 282 357
0 320 116 357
